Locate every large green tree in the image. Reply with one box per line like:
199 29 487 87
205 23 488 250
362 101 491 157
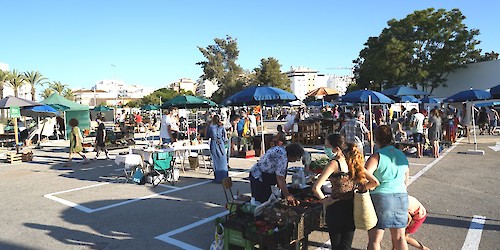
252 57 291 91
197 36 245 103
23 71 48 101
7 69 26 97
352 8 481 93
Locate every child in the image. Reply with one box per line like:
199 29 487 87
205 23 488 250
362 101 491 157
406 195 430 250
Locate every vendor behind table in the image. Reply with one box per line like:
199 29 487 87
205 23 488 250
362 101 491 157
249 143 304 206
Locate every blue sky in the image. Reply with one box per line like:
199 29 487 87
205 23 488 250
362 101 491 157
1 1 498 91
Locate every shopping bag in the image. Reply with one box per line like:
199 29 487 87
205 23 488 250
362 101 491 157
132 168 145 185
209 223 224 250
353 190 377 230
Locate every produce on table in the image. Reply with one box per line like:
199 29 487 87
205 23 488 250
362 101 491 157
309 157 331 174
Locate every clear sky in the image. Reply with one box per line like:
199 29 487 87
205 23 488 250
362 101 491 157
1 1 498 91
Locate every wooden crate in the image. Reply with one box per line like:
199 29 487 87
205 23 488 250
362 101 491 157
7 152 23 164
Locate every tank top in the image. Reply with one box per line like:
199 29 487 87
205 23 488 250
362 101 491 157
371 145 408 194
329 159 357 200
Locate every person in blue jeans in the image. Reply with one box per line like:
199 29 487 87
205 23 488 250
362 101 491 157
364 125 410 250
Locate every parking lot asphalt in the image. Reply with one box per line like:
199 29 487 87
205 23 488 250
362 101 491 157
0 132 499 250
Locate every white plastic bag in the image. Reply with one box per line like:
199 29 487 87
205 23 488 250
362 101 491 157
209 223 224 250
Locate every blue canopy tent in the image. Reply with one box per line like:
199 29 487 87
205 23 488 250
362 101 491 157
21 105 60 148
420 96 441 104
475 101 500 107
443 89 491 103
339 89 394 154
444 89 491 154
490 84 500 98
221 85 297 154
395 95 421 103
382 86 429 96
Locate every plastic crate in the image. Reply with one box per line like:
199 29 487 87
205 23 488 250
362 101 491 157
224 227 255 250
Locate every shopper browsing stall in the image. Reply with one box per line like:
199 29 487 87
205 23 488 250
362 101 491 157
312 134 375 249
249 143 304 205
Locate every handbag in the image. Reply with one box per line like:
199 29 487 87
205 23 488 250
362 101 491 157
353 190 378 230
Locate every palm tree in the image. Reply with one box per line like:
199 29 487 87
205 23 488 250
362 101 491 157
40 88 54 99
23 71 48 101
50 81 67 94
0 70 9 119
62 88 75 101
7 69 26 97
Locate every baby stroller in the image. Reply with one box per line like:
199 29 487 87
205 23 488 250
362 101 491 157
150 151 178 187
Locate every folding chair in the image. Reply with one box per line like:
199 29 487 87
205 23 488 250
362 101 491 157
221 177 250 212
200 148 213 174
151 151 177 187
222 177 236 212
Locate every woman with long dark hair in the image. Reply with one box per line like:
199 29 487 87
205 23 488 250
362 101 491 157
206 114 228 183
312 134 375 249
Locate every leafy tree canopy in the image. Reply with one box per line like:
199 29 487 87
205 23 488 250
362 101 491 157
353 8 482 94
197 36 245 103
252 57 291 91
130 88 195 107
197 36 291 103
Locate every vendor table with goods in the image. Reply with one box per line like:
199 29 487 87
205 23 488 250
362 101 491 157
220 166 325 250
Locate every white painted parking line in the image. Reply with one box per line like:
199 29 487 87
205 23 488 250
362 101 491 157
45 182 110 196
44 194 94 213
409 163 427 166
91 180 212 212
408 138 462 185
155 210 229 249
462 215 486 250
44 169 250 214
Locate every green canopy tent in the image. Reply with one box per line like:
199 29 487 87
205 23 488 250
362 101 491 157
41 93 90 140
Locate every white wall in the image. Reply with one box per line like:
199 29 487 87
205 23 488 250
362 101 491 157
432 60 500 98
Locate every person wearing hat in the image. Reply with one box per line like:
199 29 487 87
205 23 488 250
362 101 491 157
340 111 370 156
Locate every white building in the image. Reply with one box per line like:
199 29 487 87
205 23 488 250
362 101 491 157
170 78 197 94
286 66 351 100
326 75 353 96
73 89 110 106
92 79 154 106
196 79 218 97
432 60 500 98
0 62 33 100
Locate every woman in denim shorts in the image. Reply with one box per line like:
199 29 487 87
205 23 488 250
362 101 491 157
364 125 410 250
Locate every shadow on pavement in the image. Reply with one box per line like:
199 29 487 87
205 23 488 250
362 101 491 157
24 223 114 250
26 192 228 249
426 212 500 231
0 240 37 250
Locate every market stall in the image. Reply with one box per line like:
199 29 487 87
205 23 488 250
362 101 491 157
42 93 90 140
220 188 325 250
